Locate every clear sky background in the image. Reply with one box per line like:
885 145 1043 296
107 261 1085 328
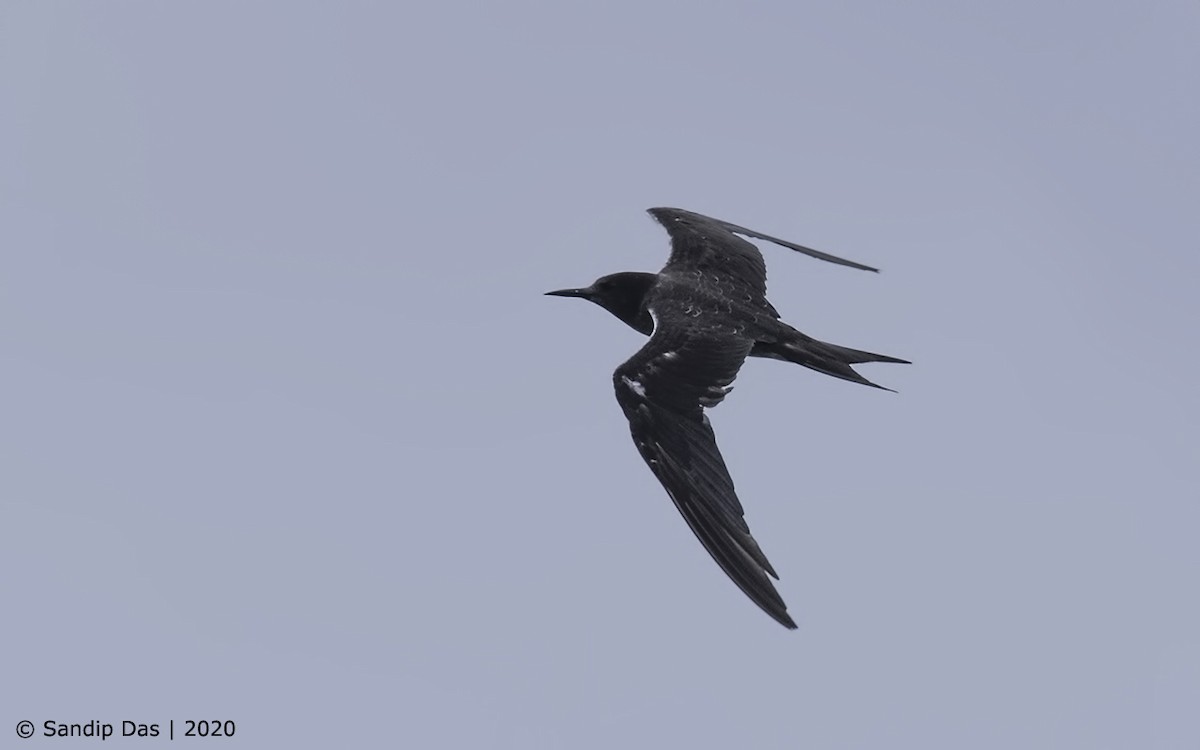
3 2 1198 747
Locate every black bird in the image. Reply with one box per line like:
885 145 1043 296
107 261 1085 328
547 208 907 629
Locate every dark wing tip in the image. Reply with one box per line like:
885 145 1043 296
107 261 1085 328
647 206 884 272
619 396 798 629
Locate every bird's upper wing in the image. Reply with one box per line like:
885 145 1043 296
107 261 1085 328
647 208 880 301
613 306 796 629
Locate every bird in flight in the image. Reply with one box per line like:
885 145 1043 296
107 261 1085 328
546 208 907 629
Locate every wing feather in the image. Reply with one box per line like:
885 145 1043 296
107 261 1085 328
613 313 797 629
647 207 881 297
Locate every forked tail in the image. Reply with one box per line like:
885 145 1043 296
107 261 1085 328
755 333 910 391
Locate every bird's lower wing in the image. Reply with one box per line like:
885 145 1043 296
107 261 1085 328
620 399 797 629
613 322 796 629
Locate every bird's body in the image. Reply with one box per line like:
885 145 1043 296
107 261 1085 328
548 208 907 629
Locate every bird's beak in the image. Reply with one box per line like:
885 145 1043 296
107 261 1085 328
544 287 590 299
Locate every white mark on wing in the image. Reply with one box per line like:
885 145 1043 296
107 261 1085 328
698 383 735 408
621 375 647 398
661 351 678 361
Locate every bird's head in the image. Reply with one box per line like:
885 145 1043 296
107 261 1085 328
545 271 657 334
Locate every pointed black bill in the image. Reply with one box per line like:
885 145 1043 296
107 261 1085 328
545 288 590 298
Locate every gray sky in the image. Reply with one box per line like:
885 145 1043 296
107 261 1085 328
3 2 1198 747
